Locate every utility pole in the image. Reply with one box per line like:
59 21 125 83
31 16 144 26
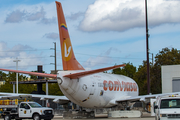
149 53 154 66
13 58 20 94
152 53 154 66
145 0 150 94
50 42 57 74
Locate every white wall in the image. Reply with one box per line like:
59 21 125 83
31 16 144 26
161 65 180 93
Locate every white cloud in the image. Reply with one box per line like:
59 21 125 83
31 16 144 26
0 42 8 57
0 54 42 69
5 10 25 23
67 12 84 20
43 32 59 40
83 47 118 69
80 0 180 32
40 17 56 24
0 42 32 57
26 7 45 21
4 6 56 24
0 42 43 69
18 52 43 69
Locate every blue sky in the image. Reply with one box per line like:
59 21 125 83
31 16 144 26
0 0 180 74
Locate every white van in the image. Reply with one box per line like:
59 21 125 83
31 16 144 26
154 95 180 120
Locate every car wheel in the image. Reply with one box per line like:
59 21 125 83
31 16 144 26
4 115 11 120
155 116 157 120
33 114 41 120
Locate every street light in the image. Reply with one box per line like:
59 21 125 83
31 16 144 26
50 42 57 74
13 58 20 94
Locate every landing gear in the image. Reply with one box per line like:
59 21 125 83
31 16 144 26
89 111 95 118
119 101 135 110
63 110 95 119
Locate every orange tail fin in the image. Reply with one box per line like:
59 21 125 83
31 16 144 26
56 1 84 71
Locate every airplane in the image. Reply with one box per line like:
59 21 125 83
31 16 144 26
0 1 179 109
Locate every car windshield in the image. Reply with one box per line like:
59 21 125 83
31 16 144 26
160 99 180 109
28 102 42 108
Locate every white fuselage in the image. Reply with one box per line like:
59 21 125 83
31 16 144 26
57 71 139 108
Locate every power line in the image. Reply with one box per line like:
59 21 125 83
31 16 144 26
0 48 145 60
70 53 145 60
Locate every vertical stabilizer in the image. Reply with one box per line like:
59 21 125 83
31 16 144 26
56 1 84 71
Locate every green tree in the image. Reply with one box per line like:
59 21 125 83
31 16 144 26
133 61 148 95
0 71 63 95
0 72 36 93
0 72 16 93
48 83 63 95
134 47 180 95
112 62 136 79
150 47 180 94
30 71 46 80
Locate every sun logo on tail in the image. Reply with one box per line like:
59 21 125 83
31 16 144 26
60 23 73 61
64 43 71 57
62 38 72 61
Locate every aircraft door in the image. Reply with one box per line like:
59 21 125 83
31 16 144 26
90 81 96 95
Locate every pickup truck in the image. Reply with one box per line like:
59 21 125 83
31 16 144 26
1 101 54 120
154 95 180 120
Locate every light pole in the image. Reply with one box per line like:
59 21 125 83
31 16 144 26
13 58 20 94
50 42 57 74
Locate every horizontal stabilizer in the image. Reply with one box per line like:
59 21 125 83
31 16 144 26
63 64 126 79
0 68 57 78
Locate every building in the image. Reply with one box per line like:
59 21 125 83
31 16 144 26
162 65 180 93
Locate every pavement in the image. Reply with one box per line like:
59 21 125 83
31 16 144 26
53 112 155 120
0 112 155 120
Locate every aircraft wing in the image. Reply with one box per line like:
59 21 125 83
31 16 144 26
115 92 180 103
32 94 69 104
63 64 126 79
0 94 32 100
0 92 69 104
